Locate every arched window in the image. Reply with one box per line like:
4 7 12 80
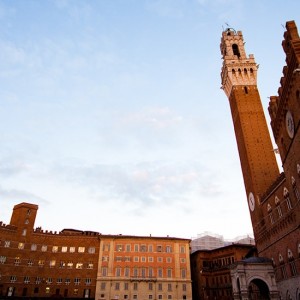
244 68 247 75
275 196 282 218
283 187 292 210
232 69 236 75
279 253 287 280
291 176 300 201
232 44 240 57
244 86 248 94
267 204 274 224
297 163 300 176
287 249 297 276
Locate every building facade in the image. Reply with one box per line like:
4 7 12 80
0 202 192 300
220 21 300 299
190 244 254 300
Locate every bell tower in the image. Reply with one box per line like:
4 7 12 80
220 28 280 236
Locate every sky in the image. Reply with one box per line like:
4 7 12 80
0 0 299 240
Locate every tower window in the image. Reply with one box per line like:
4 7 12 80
244 87 248 94
232 44 240 57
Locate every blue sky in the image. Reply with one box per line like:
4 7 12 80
0 0 299 239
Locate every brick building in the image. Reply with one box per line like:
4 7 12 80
220 21 300 299
0 202 192 300
190 244 254 300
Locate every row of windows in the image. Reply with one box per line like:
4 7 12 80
106 256 185 263
107 244 186 254
101 267 187 278
100 282 187 292
1 242 95 254
0 256 94 269
100 293 187 300
2 276 92 285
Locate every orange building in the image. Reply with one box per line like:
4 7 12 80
0 203 192 300
221 21 300 299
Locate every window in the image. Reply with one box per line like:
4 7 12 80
31 244 37 251
41 245 47 252
101 282 106 290
149 283 153 290
116 256 122 262
28 259 33 266
52 246 58 252
182 284 186 291
116 267 121 277
14 257 21 265
74 278 80 285
283 187 292 210
124 256 130 262
101 267 108 276
36 277 42 284
87 262 94 269
115 282 120 290
158 295 162 300
158 283 162 291
158 268 163 278
4 240 10 248
180 258 186 263
166 257 172 263
148 244 153 252
38 260 44 267
76 262 83 269
102 256 109 261
181 269 186 279
134 256 139 262
45 287 50 294
49 260 56 268
65 278 71 285
24 276 30 284
126 244 131 252
141 256 146 262
124 283 129 290
85 278 92 285
60 261 66 268
10 276 17 283
140 245 147 252
157 245 162 252
149 295 153 299
168 284 172 291
148 257 153 262
47 278 53 284
133 295 137 299
167 269 172 278
133 283 138 290
78 247 85 253
18 242 25 249
166 246 172 253
149 267 153 277
157 257 163 262
73 289 78 295
0 256 6 264
124 267 130 277
167 295 172 300
70 247 75 253
57 278 63 284
22 229 27 236
88 247 95 254
134 244 139 252
141 268 146 278
133 268 138 277
62 246 68 252
67 262 73 269
116 244 123 252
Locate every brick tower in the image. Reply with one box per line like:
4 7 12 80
220 28 280 239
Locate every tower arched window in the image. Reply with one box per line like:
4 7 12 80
244 86 248 94
287 249 297 276
283 187 292 210
267 204 274 224
275 196 282 218
232 44 240 58
244 68 247 75
291 176 300 201
232 69 235 75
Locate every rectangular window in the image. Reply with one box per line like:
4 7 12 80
124 267 130 277
140 245 147 252
18 242 25 249
124 283 129 290
28 259 33 266
148 257 153 262
149 283 153 290
124 256 131 262
101 282 106 290
47 278 53 284
74 278 80 285
180 258 186 263
157 257 163 262
133 295 137 299
36 277 42 284
166 246 172 253
115 283 120 290
116 244 123 252
133 283 138 290
180 246 185 253
126 244 131 252
102 267 108 276
61 246 68 252
45 287 50 294
88 247 95 254
149 267 153 278
149 295 153 300
141 268 146 278
85 278 92 285
4 241 10 248
134 256 139 262
60 261 65 268
73 289 78 295
24 276 30 284
52 246 58 252
166 257 172 263
41 245 47 252
14 257 20 265
167 269 172 278
0 256 6 264
57 278 63 284
158 284 162 291
148 244 153 252
87 262 94 269
181 269 186 279
167 295 172 299
116 268 121 277
134 244 139 252
31 244 37 251
168 284 172 291
141 256 146 262
158 268 163 278
70 247 75 253
157 245 162 252
133 268 138 277
158 295 162 300
116 256 122 262
65 278 71 285
78 247 85 253
182 284 186 291
38 260 44 267
49 260 56 268
76 263 83 269
67 262 73 269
